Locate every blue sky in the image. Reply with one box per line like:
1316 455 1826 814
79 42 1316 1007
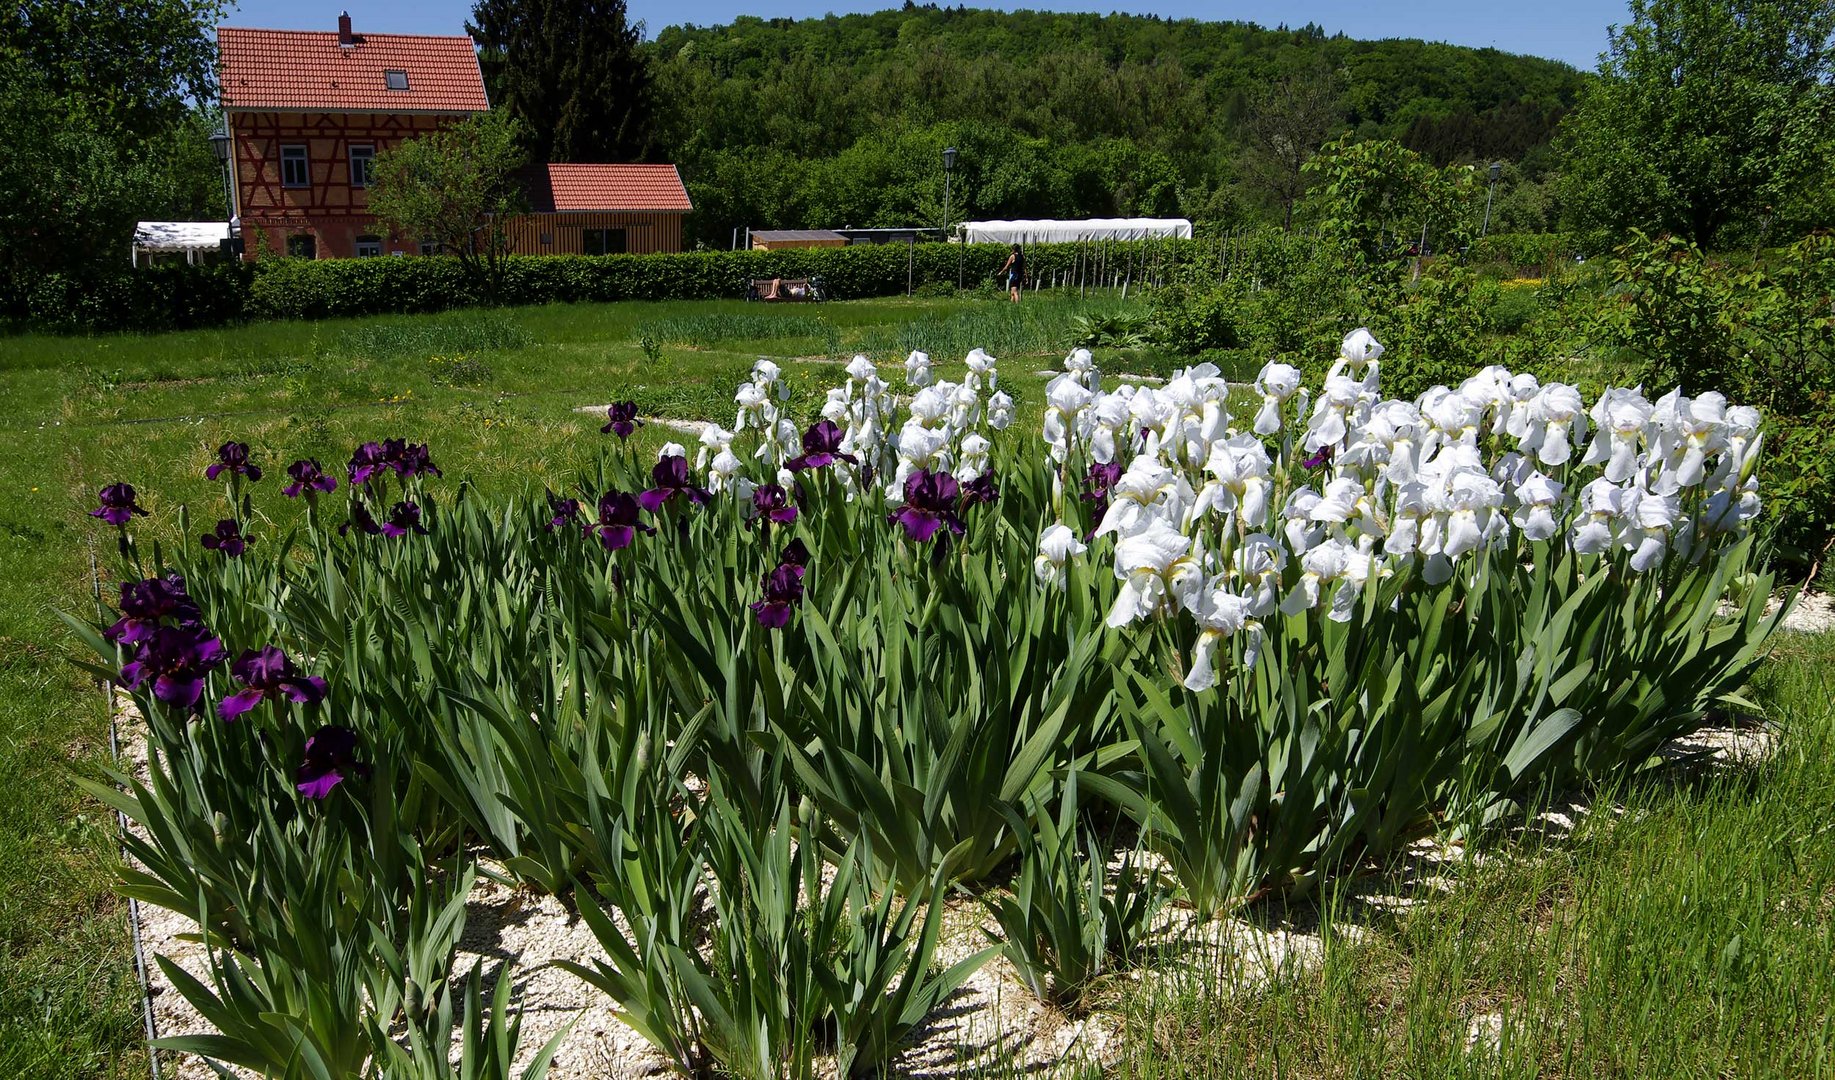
223 0 1629 70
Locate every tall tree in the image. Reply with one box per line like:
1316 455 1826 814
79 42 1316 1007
2 0 224 141
1237 67 1343 229
0 0 226 313
1557 0 1835 248
468 0 655 163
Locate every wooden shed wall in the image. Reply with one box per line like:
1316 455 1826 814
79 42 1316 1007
503 212 685 255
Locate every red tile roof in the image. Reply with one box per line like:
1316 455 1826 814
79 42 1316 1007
218 26 489 113
528 164 694 212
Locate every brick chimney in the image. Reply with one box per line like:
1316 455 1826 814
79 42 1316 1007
338 11 354 46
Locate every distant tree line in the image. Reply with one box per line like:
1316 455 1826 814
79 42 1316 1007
626 6 1587 245
3 0 1829 320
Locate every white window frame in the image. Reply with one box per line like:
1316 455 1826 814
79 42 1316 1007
354 235 382 257
280 145 309 188
349 145 375 188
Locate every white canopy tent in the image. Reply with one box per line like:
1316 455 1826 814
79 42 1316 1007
132 221 233 266
959 217 1193 244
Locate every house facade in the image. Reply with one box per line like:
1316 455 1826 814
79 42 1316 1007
218 15 691 259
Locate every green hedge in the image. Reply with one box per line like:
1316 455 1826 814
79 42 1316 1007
29 239 1208 331
23 262 252 332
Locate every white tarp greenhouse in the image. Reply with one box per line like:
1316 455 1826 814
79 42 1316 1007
132 221 232 265
959 218 1193 244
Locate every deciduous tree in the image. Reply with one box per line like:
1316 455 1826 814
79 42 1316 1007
368 111 529 299
1557 0 1835 248
1238 67 1343 229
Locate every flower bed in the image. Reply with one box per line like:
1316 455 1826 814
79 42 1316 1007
75 330 1783 1078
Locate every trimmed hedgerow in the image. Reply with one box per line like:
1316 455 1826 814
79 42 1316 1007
31 239 1205 330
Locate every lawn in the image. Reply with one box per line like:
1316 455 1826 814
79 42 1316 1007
1 295 1830 1078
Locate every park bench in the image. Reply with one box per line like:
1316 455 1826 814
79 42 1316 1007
747 276 825 302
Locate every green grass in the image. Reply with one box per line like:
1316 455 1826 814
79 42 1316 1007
1 295 1831 1078
1094 630 1835 1079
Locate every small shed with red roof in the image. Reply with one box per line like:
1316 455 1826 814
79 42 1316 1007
217 13 692 259
504 164 695 255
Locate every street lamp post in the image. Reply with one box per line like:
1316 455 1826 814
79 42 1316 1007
209 126 241 258
1481 161 1503 239
942 146 959 289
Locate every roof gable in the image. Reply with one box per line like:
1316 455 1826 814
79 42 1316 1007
526 164 694 213
218 26 489 113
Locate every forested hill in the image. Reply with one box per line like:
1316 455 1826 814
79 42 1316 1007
643 6 1587 244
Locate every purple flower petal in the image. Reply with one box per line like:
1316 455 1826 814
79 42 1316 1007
153 673 206 708
217 687 266 721
296 770 345 799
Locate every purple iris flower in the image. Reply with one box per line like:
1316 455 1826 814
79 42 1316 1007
786 420 857 472
120 623 226 709
778 537 811 577
90 483 149 526
601 402 643 440
889 469 967 543
961 473 1000 506
385 439 442 479
200 518 248 557
638 455 711 512
750 483 799 527
1302 446 1333 470
340 501 383 537
380 500 428 537
589 491 655 550
1081 461 1124 535
296 725 368 800
1082 461 1123 501
283 459 337 498
105 574 199 646
218 646 329 721
348 442 390 486
206 441 262 482
750 563 805 628
545 492 582 532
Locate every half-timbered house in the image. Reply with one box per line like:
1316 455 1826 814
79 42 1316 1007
217 14 691 260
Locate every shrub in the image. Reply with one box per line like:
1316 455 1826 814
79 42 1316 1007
1598 231 1835 567
1469 232 1578 273
24 239 1214 332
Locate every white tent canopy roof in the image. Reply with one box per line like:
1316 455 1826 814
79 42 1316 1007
133 221 231 253
960 218 1193 244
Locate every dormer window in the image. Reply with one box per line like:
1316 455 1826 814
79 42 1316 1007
385 70 409 91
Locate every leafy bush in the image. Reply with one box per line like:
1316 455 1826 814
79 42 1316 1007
1469 232 1578 272
1598 231 1835 567
24 239 1214 331
25 261 250 331
1372 265 1495 400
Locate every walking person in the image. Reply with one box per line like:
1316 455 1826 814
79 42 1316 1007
999 243 1026 303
